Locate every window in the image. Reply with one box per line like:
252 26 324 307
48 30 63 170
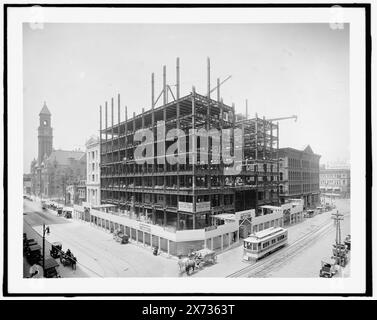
262 241 270 249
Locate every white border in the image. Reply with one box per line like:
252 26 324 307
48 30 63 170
6 6 367 295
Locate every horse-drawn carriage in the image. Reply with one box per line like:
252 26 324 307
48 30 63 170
194 248 217 267
60 249 77 270
178 248 217 275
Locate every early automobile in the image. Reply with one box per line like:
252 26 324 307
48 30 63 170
113 230 129 244
43 257 60 278
26 244 42 265
344 235 351 251
24 238 38 253
319 260 337 278
50 242 63 259
305 209 315 218
62 207 73 219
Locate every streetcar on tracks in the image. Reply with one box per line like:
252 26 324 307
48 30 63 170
243 227 288 261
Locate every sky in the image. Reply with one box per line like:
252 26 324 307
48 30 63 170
23 23 349 173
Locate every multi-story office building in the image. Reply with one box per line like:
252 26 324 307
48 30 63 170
86 136 101 206
320 167 350 198
279 145 321 209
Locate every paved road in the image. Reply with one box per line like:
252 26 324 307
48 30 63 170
265 198 350 277
23 198 350 278
23 199 179 277
192 199 350 278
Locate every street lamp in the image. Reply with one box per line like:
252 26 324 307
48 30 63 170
42 223 50 277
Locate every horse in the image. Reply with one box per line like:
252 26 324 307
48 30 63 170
178 257 189 272
185 259 197 275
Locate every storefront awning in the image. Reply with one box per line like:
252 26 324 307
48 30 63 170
210 213 236 220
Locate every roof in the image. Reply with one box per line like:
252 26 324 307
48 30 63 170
47 150 85 165
279 145 321 157
245 227 286 241
39 102 51 115
260 205 280 210
44 257 59 269
303 145 314 154
86 135 100 147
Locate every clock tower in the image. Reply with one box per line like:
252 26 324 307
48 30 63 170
38 101 53 165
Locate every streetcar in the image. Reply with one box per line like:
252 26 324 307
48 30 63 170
243 227 288 261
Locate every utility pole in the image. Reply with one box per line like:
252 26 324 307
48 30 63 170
42 223 50 277
332 210 344 245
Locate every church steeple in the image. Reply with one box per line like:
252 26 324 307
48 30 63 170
38 101 53 165
39 101 51 116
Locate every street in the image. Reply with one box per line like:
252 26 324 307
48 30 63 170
24 198 350 278
24 199 178 277
193 198 350 278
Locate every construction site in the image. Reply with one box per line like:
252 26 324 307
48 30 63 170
96 58 288 256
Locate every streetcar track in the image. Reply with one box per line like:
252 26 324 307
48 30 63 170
227 211 349 278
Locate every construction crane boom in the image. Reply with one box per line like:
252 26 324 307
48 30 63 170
267 115 298 122
209 75 232 94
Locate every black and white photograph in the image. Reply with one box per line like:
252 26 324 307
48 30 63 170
2 2 372 299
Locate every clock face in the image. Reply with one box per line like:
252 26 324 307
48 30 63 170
43 120 48 126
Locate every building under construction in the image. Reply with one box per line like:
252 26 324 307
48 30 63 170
94 58 280 255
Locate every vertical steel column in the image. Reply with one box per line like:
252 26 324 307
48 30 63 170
151 72 155 109
151 73 156 191
105 101 108 182
232 103 236 189
163 65 167 105
263 116 266 160
162 66 167 207
162 66 167 211
176 57 180 186
191 86 196 228
263 116 266 205
246 99 248 120
141 107 145 214
132 111 136 215
217 79 224 210
277 122 280 206
118 94 121 205
255 113 258 210
99 105 102 204
111 98 114 168
207 58 211 192
124 106 128 194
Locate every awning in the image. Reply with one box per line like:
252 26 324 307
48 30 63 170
210 213 236 221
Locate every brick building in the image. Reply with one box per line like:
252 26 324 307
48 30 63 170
278 145 321 209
